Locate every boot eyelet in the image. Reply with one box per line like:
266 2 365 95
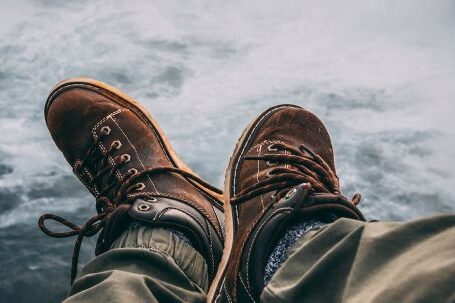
111 140 122 150
285 188 297 199
73 161 82 173
137 203 150 212
128 168 138 175
267 144 278 152
266 161 276 166
135 183 145 191
265 170 272 178
121 154 131 163
100 126 111 135
146 197 158 202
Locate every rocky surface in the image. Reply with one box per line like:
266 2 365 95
0 1 454 301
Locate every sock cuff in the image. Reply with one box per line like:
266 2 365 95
264 219 326 284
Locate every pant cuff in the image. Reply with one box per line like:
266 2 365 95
110 223 209 290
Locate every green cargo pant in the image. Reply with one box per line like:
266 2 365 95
65 214 455 303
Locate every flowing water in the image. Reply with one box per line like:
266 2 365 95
0 0 454 301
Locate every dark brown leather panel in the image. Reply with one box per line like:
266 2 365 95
210 104 365 303
40 79 225 284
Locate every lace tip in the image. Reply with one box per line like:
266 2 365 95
352 193 362 206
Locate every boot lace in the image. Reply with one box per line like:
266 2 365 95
38 130 221 283
231 142 361 206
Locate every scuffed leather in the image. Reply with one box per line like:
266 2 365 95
45 80 224 281
217 104 365 303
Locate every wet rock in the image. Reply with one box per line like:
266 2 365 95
0 164 13 177
0 190 21 213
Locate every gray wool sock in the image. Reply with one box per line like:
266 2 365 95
263 219 326 284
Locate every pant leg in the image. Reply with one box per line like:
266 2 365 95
65 225 208 303
261 214 455 303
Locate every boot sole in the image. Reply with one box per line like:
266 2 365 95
45 77 223 203
207 104 302 302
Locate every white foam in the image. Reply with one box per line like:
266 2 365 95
0 0 453 222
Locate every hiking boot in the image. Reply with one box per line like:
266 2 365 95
38 78 224 283
207 104 365 302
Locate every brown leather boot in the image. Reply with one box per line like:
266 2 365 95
38 78 224 283
207 104 365 302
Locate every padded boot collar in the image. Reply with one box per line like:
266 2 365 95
98 196 224 281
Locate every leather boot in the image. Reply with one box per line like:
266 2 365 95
207 104 365 302
38 78 224 284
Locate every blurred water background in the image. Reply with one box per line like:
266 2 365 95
0 0 454 301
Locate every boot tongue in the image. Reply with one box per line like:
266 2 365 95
241 184 311 296
132 171 224 238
